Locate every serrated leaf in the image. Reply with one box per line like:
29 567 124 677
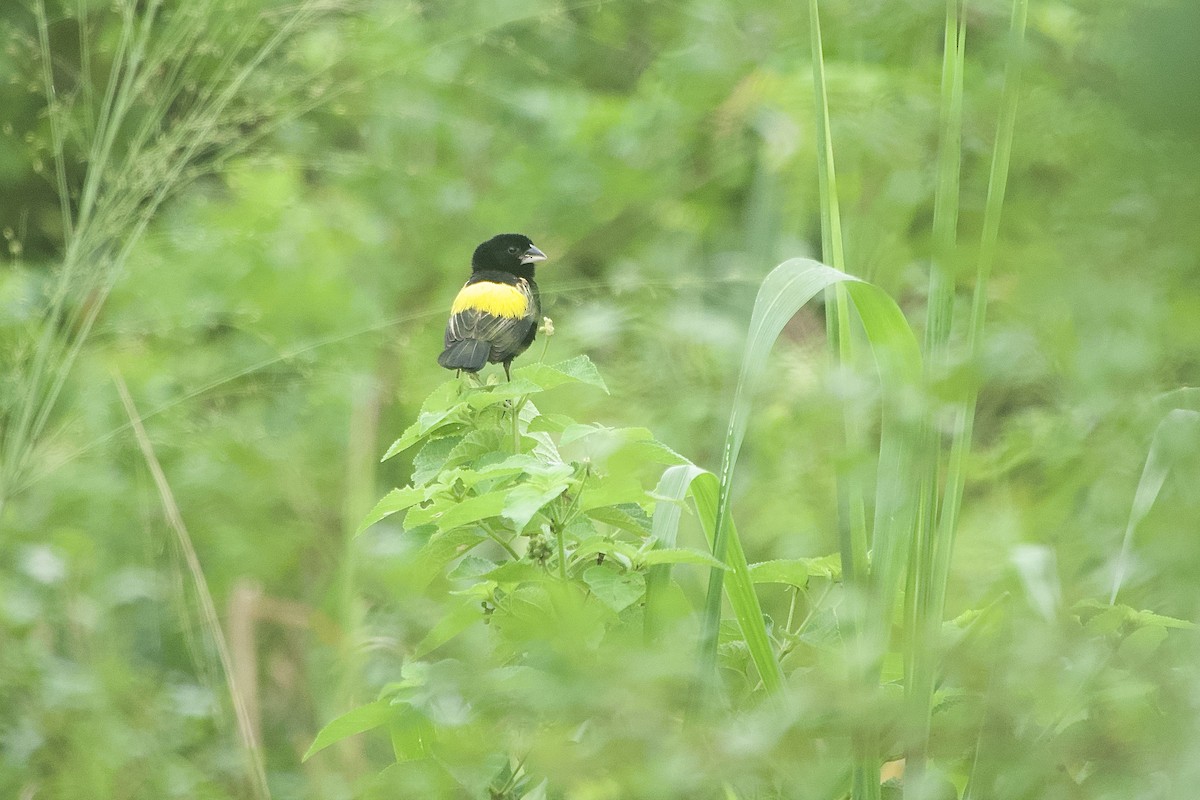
559 422 620 446
356 486 425 536
445 429 506 470
586 503 652 536
528 413 575 434
382 404 467 461
410 598 481 660
304 699 398 760
501 482 570 531
641 548 727 570
446 555 497 581
482 561 548 584
412 436 463 485
1131 610 1196 630
514 355 609 393
410 528 485 590
583 565 645 613
578 472 647 511
464 378 544 408
432 492 508 532
749 556 843 585
499 463 574 530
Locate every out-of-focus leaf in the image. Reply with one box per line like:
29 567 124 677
411 597 481 660
357 486 425 536
514 355 609 393
748 555 843 585
304 699 399 760
583 565 645 613
586 504 652 536
389 704 434 762
1118 624 1168 665
641 548 727 570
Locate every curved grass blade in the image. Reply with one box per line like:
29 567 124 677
647 464 784 695
1110 409 1200 604
698 259 922 691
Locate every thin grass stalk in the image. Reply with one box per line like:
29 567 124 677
904 1 966 791
2 0 328 502
807 0 869 588
908 0 1028 791
808 3 879 796
114 373 272 800
933 0 1028 606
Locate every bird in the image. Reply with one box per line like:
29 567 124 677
437 233 548 381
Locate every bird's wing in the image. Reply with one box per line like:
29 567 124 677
445 278 536 347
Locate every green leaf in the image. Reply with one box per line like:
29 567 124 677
586 503 653 536
514 355 609 392
482 561 548 584
389 704 435 762
382 403 467 461
356 486 425 536
412 435 462 486
445 428 506 470
1111 409 1200 603
463 378 544 408
410 598 481 660
641 548 727 570
446 555 498 581
577 472 648 511
304 699 399 760
410 528 486 591
644 464 783 695
500 463 573 530
1119 624 1168 665
749 555 842 585
438 492 511 531
1131 609 1197 630
583 565 645 613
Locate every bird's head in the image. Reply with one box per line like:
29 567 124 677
472 233 547 276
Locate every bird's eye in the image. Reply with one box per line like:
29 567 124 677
507 246 519 255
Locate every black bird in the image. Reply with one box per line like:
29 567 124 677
437 233 548 380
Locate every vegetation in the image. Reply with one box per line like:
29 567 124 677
2 0 1199 798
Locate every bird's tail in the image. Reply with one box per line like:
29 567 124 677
437 339 491 372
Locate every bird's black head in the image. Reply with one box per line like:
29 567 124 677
471 233 547 278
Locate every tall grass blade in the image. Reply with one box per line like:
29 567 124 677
649 464 784 695
114 374 271 800
904 2 967 791
0 0 338 508
697 260 921 704
1110 409 1200 604
807 0 868 593
908 1 1028 792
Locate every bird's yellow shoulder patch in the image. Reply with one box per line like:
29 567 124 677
451 281 528 319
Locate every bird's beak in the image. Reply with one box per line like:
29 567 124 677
520 245 547 264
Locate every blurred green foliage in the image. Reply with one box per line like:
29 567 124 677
1 0 1199 798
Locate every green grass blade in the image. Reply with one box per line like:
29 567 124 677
809 0 845 273
808 0 867 595
925 0 966 354
909 0 1028 790
905 1 967 789
648 464 784 696
698 260 922 697
1110 410 1200 604
934 0 1029 645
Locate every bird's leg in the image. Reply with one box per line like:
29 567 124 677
503 360 513 382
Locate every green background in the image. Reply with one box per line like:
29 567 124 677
2 0 1199 797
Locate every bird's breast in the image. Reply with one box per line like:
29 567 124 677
451 279 530 319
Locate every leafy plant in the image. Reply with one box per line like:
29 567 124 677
308 355 744 795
